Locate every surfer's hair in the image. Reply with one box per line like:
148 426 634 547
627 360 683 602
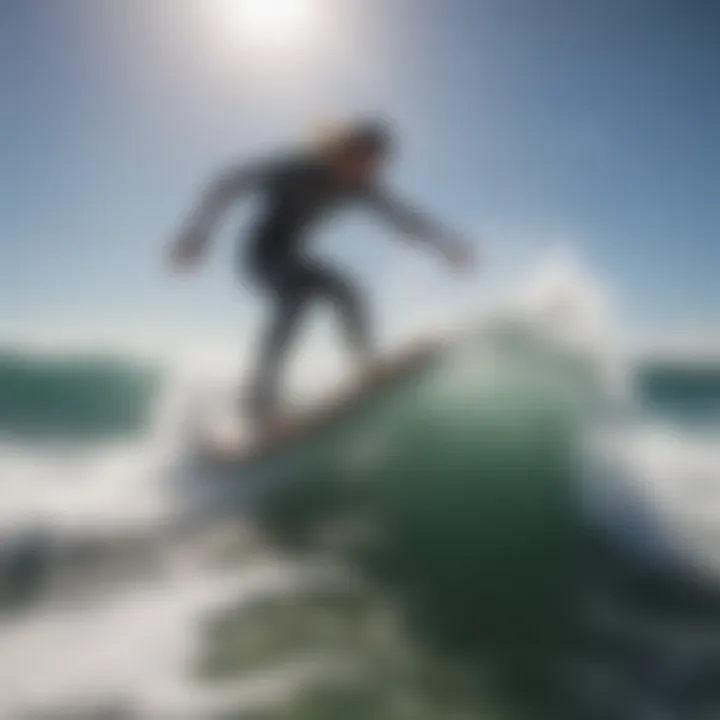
313 118 394 159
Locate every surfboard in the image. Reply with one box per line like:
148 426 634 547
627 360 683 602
198 338 443 470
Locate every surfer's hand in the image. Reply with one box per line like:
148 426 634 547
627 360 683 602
168 229 205 271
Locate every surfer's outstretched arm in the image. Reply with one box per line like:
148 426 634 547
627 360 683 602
169 161 272 268
368 189 476 270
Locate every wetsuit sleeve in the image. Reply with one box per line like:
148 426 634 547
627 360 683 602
366 187 450 247
186 159 279 238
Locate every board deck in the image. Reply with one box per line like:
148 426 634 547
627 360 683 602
199 338 443 469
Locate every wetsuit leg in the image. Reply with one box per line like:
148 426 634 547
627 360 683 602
248 258 372 422
249 260 314 422
306 261 372 364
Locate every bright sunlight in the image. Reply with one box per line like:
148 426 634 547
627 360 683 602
213 0 319 49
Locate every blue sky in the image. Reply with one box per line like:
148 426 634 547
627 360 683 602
0 0 717 348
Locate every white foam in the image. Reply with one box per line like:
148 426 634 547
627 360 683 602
586 422 720 577
0 562 308 718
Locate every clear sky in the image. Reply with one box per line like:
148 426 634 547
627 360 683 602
1 0 718 349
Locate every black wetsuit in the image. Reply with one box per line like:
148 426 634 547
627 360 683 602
192 153 444 420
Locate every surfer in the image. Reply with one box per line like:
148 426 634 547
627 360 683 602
169 119 475 427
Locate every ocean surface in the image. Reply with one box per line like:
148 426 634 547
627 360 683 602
1 280 719 718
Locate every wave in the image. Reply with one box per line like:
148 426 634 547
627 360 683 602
241 325 720 718
1 252 719 716
634 359 720 425
0 349 162 443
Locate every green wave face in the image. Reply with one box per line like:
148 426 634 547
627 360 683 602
252 339 602 710
361 347 588 642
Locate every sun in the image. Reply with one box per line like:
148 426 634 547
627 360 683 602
214 0 317 48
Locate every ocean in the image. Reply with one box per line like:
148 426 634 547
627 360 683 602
0 275 718 719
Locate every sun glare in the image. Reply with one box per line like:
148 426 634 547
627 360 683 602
215 0 317 48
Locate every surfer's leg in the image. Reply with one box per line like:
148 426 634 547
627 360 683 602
250 289 309 421
247 258 370 422
308 263 372 365
247 258 319 422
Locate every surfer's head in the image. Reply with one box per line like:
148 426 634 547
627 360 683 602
318 118 394 187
